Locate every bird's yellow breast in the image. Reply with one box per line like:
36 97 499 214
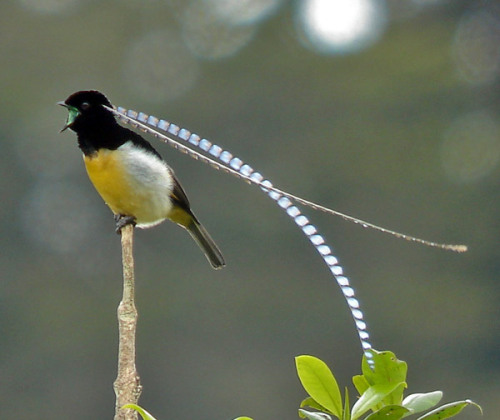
83 144 174 226
84 149 136 215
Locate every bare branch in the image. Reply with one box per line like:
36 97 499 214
114 224 142 420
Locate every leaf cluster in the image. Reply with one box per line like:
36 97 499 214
124 349 481 420
296 350 481 420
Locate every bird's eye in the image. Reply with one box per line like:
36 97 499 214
81 102 90 110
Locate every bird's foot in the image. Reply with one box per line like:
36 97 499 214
114 214 136 234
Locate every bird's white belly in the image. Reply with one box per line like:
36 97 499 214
85 141 174 228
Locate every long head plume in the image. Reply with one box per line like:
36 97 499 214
103 103 469 367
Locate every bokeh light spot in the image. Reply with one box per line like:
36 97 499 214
17 0 81 15
206 0 283 25
21 181 101 254
181 0 257 60
441 111 500 184
452 6 500 85
296 0 388 55
411 0 447 5
122 29 200 103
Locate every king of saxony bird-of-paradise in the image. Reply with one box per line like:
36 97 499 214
59 90 225 270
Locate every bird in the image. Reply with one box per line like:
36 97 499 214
58 90 225 269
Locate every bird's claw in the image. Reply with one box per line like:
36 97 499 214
115 214 136 234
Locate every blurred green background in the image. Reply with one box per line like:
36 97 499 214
1 0 498 419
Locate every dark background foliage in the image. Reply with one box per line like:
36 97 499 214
0 1 498 418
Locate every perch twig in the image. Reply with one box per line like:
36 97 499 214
113 223 142 420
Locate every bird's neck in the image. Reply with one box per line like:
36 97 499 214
76 123 128 156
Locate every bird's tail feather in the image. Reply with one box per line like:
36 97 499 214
186 218 225 269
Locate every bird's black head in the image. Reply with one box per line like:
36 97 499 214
58 90 115 133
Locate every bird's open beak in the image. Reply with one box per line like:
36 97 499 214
57 101 78 132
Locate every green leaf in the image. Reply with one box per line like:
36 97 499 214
342 387 350 420
351 382 406 420
360 350 408 406
416 400 482 419
122 404 157 420
352 374 369 396
300 397 330 414
364 405 411 420
362 350 407 386
296 355 343 419
299 409 333 420
402 391 443 416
